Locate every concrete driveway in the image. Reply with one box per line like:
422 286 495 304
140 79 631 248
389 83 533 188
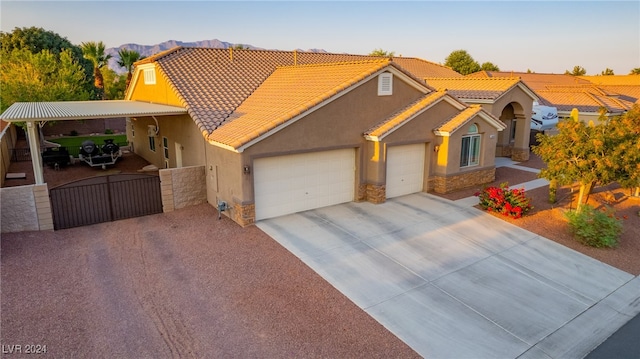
257 193 640 359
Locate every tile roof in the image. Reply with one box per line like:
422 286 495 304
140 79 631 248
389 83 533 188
471 71 640 113
424 77 522 100
536 90 630 113
364 90 447 140
151 47 435 136
433 105 505 135
392 58 462 78
468 71 592 91
578 75 640 86
207 60 394 150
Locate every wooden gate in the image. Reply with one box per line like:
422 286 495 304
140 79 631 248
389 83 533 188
49 174 162 230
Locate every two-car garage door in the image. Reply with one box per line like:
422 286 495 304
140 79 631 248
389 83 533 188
254 149 355 220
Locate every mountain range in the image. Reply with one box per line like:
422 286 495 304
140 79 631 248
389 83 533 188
106 39 327 73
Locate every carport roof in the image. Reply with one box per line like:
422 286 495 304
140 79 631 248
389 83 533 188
0 100 187 122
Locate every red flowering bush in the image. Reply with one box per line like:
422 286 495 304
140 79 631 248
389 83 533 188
476 182 532 219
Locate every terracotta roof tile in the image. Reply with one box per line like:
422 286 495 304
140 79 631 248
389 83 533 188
364 90 446 139
536 90 628 113
141 48 457 136
434 105 487 135
578 75 640 86
424 77 521 100
467 71 592 91
392 58 462 78
207 60 392 150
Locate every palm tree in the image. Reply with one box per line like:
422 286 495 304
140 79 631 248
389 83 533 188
80 41 112 99
117 48 142 89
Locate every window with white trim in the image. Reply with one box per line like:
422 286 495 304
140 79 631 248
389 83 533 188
510 119 517 142
460 124 481 168
378 73 393 96
149 136 156 152
144 68 156 85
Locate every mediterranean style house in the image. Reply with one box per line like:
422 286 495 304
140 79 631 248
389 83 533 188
125 48 534 226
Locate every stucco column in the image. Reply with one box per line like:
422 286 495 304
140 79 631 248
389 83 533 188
512 113 530 161
26 122 44 184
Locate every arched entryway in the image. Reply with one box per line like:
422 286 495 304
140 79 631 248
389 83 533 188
495 102 530 161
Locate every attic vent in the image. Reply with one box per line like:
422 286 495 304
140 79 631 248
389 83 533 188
144 68 156 85
378 73 393 96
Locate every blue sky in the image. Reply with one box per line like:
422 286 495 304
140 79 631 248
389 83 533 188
1 1 638 75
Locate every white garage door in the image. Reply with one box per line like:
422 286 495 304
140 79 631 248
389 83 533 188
254 149 355 220
386 143 425 198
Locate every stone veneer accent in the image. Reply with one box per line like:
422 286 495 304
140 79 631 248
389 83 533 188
1 184 53 233
432 167 496 194
511 147 530 162
232 202 256 227
366 184 386 204
159 166 207 213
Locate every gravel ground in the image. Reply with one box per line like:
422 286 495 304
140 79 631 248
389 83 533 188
1 205 419 358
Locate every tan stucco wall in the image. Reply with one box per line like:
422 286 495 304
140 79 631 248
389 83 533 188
128 66 182 106
435 117 500 176
1 184 53 233
128 114 205 169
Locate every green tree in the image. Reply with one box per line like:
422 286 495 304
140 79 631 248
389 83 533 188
630 68 640 75
369 48 395 57
565 65 587 76
0 48 91 112
102 67 127 100
526 69 534 73
0 26 94 96
480 61 500 71
116 48 142 89
601 68 615 75
533 114 600 211
607 106 640 194
232 44 249 50
81 41 112 99
444 50 480 75
533 107 640 210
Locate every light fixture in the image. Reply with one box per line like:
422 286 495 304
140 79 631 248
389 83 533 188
243 165 251 174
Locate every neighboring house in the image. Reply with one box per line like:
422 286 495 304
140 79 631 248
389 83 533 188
469 71 640 123
424 77 537 161
126 47 507 226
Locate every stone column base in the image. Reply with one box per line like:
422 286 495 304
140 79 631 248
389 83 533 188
432 168 496 194
366 184 386 204
356 183 368 202
511 147 530 162
232 202 255 227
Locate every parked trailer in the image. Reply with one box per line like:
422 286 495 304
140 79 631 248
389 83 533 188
78 139 122 169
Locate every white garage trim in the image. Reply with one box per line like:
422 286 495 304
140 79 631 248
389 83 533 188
254 149 355 220
386 144 426 198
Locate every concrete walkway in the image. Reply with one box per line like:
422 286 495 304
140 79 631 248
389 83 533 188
257 193 640 358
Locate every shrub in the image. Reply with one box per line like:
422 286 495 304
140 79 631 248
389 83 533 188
564 205 622 248
104 128 114 134
477 182 532 219
70 130 78 136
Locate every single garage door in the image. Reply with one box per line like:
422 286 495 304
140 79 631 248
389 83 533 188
386 143 425 198
254 149 355 220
